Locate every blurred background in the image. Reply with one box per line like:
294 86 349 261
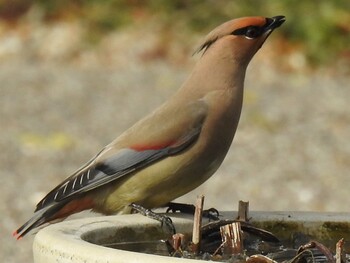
1 1 349 262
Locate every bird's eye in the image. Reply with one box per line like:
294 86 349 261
232 25 263 39
244 26 261 39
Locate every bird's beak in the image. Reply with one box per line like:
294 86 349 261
264 16 286 33
257 15 285 50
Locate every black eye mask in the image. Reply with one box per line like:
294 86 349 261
231 16 285 39
231 25 264 39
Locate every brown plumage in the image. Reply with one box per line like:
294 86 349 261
14 15 285 239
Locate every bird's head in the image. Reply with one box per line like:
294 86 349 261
196 16 285 66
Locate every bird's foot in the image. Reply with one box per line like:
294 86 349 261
166 202 220 221
130 203 176 234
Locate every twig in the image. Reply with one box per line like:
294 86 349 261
237 200 249 222
220 222 243 255
246 254 278 262
289 249 315 263
336 238 345 263
297 240 335 263
192 195 204 255
172 233 185 251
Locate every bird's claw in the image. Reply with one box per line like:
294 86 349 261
166 202 220 221
160 215 176 234
203 207 220 221
130 203 176 234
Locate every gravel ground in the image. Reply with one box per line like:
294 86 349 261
1 24 349 262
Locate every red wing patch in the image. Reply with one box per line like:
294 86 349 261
130 141 175 151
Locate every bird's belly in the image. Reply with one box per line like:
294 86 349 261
100 147 225 214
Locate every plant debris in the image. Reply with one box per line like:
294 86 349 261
164 199 348 262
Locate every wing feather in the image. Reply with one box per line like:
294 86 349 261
35 126 201 211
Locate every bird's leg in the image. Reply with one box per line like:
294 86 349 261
166 202 220 221
130 203 176 234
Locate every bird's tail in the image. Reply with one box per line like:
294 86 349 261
13 202 68 240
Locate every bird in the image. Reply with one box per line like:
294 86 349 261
14 15 285 239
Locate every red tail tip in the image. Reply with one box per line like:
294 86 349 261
12 230 22 240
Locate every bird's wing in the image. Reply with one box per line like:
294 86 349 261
35 99 208 212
